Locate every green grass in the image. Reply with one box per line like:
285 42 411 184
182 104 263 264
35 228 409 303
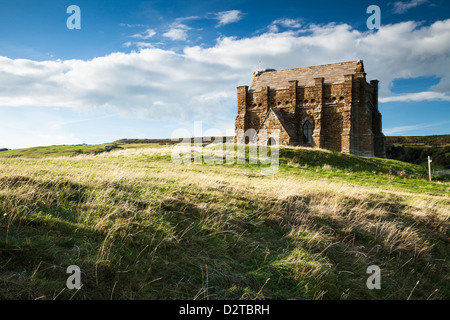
385 135 450 174
0 143 448 300
0 143 173 158
0 144 113 158
202 144 447 195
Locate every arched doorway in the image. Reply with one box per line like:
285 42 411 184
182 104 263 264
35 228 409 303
303 121 312 145
267 137 277 146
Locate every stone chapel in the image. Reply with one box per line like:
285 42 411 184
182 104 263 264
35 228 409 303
235 60 386 157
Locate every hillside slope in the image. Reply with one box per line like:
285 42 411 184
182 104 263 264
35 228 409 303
0 144 448 299
386 135 450 175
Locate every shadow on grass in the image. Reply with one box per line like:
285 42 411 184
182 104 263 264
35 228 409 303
0 176 447 300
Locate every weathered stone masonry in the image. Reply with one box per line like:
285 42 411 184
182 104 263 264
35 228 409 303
235 60 386 157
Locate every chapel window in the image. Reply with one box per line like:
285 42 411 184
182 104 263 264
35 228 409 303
303 121 313 145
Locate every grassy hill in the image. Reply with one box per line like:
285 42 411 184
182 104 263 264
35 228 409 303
385 135 450 179
386 134 450 146
0 142 448 300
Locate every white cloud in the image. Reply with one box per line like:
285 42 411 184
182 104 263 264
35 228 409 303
174 16 201 22
120 23 150 28
214 10 244 27
123 41 154 49
185 19 450 101
0 18 449 126
393 0 428 14
379 91 450 103
131 29 156 39
163 28 188 41
163 23 191 41
269 18 302 32
135 42 154 49
384 121 450 135
0 49 239 122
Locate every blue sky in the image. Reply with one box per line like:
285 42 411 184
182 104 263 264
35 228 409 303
0 0 449 149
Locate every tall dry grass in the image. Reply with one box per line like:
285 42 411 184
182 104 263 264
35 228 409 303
0 146 448 299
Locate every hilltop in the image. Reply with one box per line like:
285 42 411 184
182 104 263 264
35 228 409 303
0 142 448 299
385 135 450 178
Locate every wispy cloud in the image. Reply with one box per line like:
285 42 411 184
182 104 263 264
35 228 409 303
120 23 150 28
131 29 156 39
214 10 245 27
384 121 450 135
268 18 302 32
174 16 201 22
380 91 450 103
393 0 428 14
123 41 154 49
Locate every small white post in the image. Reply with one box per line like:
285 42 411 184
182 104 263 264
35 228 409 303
428 156 432 182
